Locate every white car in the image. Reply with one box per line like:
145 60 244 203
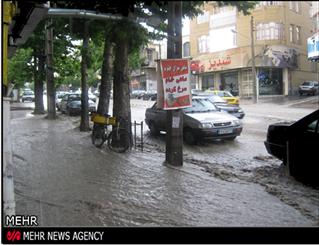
56 91 69 110
21 90 35 102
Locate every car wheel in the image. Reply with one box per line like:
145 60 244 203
148 121 160 136
184 130 196 145
66 108 71 116
225 136 236 141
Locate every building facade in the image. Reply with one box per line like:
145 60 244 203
130 42 166 92
188 1 319 97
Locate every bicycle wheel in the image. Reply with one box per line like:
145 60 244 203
107 128 130 153
92 124 107 148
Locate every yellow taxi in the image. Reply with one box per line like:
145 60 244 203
204 89 239 105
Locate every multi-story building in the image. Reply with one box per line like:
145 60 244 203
130 42 166 92
188 1 319 97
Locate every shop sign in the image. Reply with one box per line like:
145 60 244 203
190 54 235 73
207 56 232 70
261 45 298 68
160 59 192 110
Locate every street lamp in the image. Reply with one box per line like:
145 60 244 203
231 16 258 103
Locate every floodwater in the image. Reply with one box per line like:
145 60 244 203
10 106 318 227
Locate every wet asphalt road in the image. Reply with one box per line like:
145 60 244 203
9 99 319 226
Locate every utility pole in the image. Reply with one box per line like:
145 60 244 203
166 1 183 166
251 16 258 103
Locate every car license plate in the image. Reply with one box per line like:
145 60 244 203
219 128 233 134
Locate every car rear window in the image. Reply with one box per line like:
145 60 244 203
302 81 312 86
183 98 218 113
69 94 81 101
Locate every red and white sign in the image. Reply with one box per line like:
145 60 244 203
160 59 192 110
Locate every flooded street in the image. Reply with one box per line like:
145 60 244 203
10 99 319 226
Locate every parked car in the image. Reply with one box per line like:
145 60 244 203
56 91 68 110
145 96 243 144
60 93 96 116
131 89 146 99
298 81 319 96
191 89 203 95
88 92 97 102
198 93 245 119
264 110 319 186
143 91 157 101
204 89 239 105
93 90 100 97
21 90 35 102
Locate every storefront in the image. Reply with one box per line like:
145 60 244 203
258 68 283 95
191 45 299 97
220 71 239 96
202 74 214 90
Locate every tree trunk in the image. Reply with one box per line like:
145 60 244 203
97 31 113 116
113 38 132 143
80 20 90 131
33 51 45 114
45 17 56 119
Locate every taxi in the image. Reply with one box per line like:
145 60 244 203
204 89 239 105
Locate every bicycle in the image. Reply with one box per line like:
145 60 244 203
91 112 131 153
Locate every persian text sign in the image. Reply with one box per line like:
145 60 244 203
160 59 192 110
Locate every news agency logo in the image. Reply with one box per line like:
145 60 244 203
6 230 21 242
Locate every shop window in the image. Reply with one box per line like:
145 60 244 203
258 68 283 95
221 72 239 96
202 75 214 90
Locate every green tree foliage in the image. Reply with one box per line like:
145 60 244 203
8 48 33 89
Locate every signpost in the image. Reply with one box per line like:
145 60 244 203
160 59 192 110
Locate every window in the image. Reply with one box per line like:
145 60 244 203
183 42 190 57
289 25 294 42
210 7 236 28
209 26 237 52
147 49 153 62
256 1 283 7
307 120 318 134
311 62 318 73
256 22 285 41
198 35 209 53
212 6 234 15
289 1 300 13
295 26 301 44
289 25 301 44
197 11 209 24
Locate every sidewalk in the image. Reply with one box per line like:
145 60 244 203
240 94 319 107
9 111 317 227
